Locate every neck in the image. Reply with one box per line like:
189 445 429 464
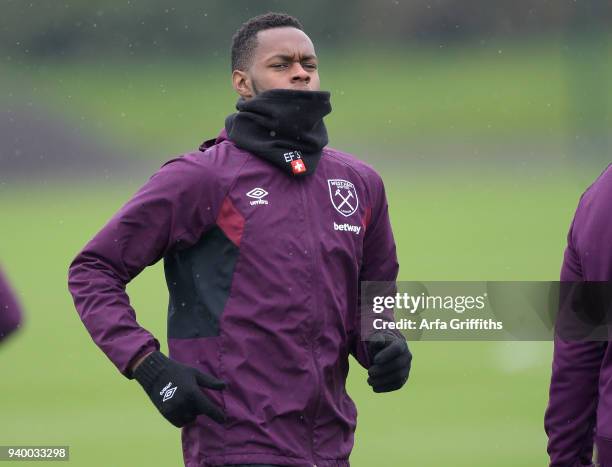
225 89 332 177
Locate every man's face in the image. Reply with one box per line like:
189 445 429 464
232 27 320 99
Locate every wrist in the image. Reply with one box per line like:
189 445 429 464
133 351 169 390
131 351 154 372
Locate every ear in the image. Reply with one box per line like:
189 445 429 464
232 70 254 99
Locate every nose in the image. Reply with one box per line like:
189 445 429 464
291 63 310 84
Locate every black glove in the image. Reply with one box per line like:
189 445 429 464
133 351 226 427
367 331 412 393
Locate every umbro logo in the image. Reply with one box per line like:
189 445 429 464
160 381 178 402
246 187 269 206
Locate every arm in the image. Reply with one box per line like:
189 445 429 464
350 171 402 370
351 172 411 392
68 155 219 378
0 266 23 342
545 215 604 467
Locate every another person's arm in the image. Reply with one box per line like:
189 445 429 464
0 266 23 342
544 166 612 467
545 191 607 466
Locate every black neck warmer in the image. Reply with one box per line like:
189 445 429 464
224 89 331 177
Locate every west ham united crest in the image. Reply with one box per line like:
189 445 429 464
328 179 359 217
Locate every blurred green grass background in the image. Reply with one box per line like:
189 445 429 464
5 38 609 159
0 38 609 466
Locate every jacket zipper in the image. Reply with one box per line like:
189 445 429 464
298 177 322 467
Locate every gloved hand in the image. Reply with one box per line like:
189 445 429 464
367 331 412 393
133 351 226 427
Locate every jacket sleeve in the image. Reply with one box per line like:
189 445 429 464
68 155 220 378
545 212 604 467
350 170 401 370
0 266 23 342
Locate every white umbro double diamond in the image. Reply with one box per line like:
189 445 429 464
246 187 268 199
160 381 178 402
246 187 269 206
162 386 177 402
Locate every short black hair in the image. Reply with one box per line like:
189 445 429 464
231 12 304 72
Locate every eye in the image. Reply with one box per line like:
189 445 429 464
271 63 289 69
303 63 318 70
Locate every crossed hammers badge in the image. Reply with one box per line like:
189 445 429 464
328 179 359 217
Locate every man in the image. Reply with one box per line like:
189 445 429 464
0 265 22 343
68 12 411 467
545 164 612 467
